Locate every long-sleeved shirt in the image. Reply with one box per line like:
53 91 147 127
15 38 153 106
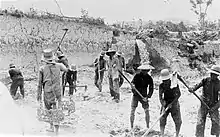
107 55 120 80
8 68 24 81
37 63 67 96
159 79 181 105
131 71 154 98
192 77 220 107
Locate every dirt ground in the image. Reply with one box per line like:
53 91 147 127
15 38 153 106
0 52 217 137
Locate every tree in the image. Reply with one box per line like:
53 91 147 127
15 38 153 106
189 0 214 30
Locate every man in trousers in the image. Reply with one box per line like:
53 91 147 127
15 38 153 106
189 65 220 137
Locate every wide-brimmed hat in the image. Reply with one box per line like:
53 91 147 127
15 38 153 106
57 51 65 58
208 65 220 75
41 49 55 62
106 48 116 56
160 69 171 81
187 43 194 47
137 63 155 70
9 63 15 68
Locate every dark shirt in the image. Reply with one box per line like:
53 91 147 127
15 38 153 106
131 72 154 98
8 68 23 81
193 77 220 107
66 70 77 82
159 79 181 104
94 57 106 71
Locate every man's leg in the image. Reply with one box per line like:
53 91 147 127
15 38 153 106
19 79 25 98
130 96 138 129
10 80 19 99
209 109 220 137
113 78 120 103
195 105 208 137
99 71 104 92
160 106 169 137
44 92 54 132
109 77 114 97
141 99 150 128
68 81 74 96
171 102 182 137
94 71 99 89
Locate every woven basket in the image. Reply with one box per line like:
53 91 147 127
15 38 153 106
62 98 75 114
37 103 65 123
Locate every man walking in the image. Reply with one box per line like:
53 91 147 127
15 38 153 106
56 51 69 96
116 51 125 88
37 49 67 134
189 65 220 137
94 52 107 92
106 48 120 103
130 63 154 130
159 69 182 137
8 63 25 99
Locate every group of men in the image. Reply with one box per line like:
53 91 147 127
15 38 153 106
7 45 220 136
128 58 220 137
93 48 125 103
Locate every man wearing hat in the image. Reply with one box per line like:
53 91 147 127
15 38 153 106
56 51 69 96
94 51 107 92
63 64 78 95
116 51 125 88
8 63 25 99
130 63 154 130
106 48 120 103
189 65 220 137
37 49 68 134
159 69 182 137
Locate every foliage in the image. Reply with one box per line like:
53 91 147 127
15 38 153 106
190 0 214 30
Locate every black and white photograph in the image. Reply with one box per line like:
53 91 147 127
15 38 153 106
0 0 220 136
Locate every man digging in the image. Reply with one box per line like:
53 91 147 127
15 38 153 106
159 69 182 137
189 65 220 137
94 51 107 92
63 64 77 95
106 48 120 103
130 63 154 130
37 49 68 134
8 63 25 99
56 50 70 96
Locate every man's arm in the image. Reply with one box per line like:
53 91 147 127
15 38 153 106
8 70 13 80
159 85 165 106
191 79 205 92
58 63 68 72
37 68 43 101
147 76 154 98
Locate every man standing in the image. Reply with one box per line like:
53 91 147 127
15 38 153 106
56 51 69 96
159 69 182 137
116 51 125 88
106 48 120 103
8 63 25 99
130 63 154 130
94 52 107 92
37 49 67 134
63 64 77 95
189 65 220 137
